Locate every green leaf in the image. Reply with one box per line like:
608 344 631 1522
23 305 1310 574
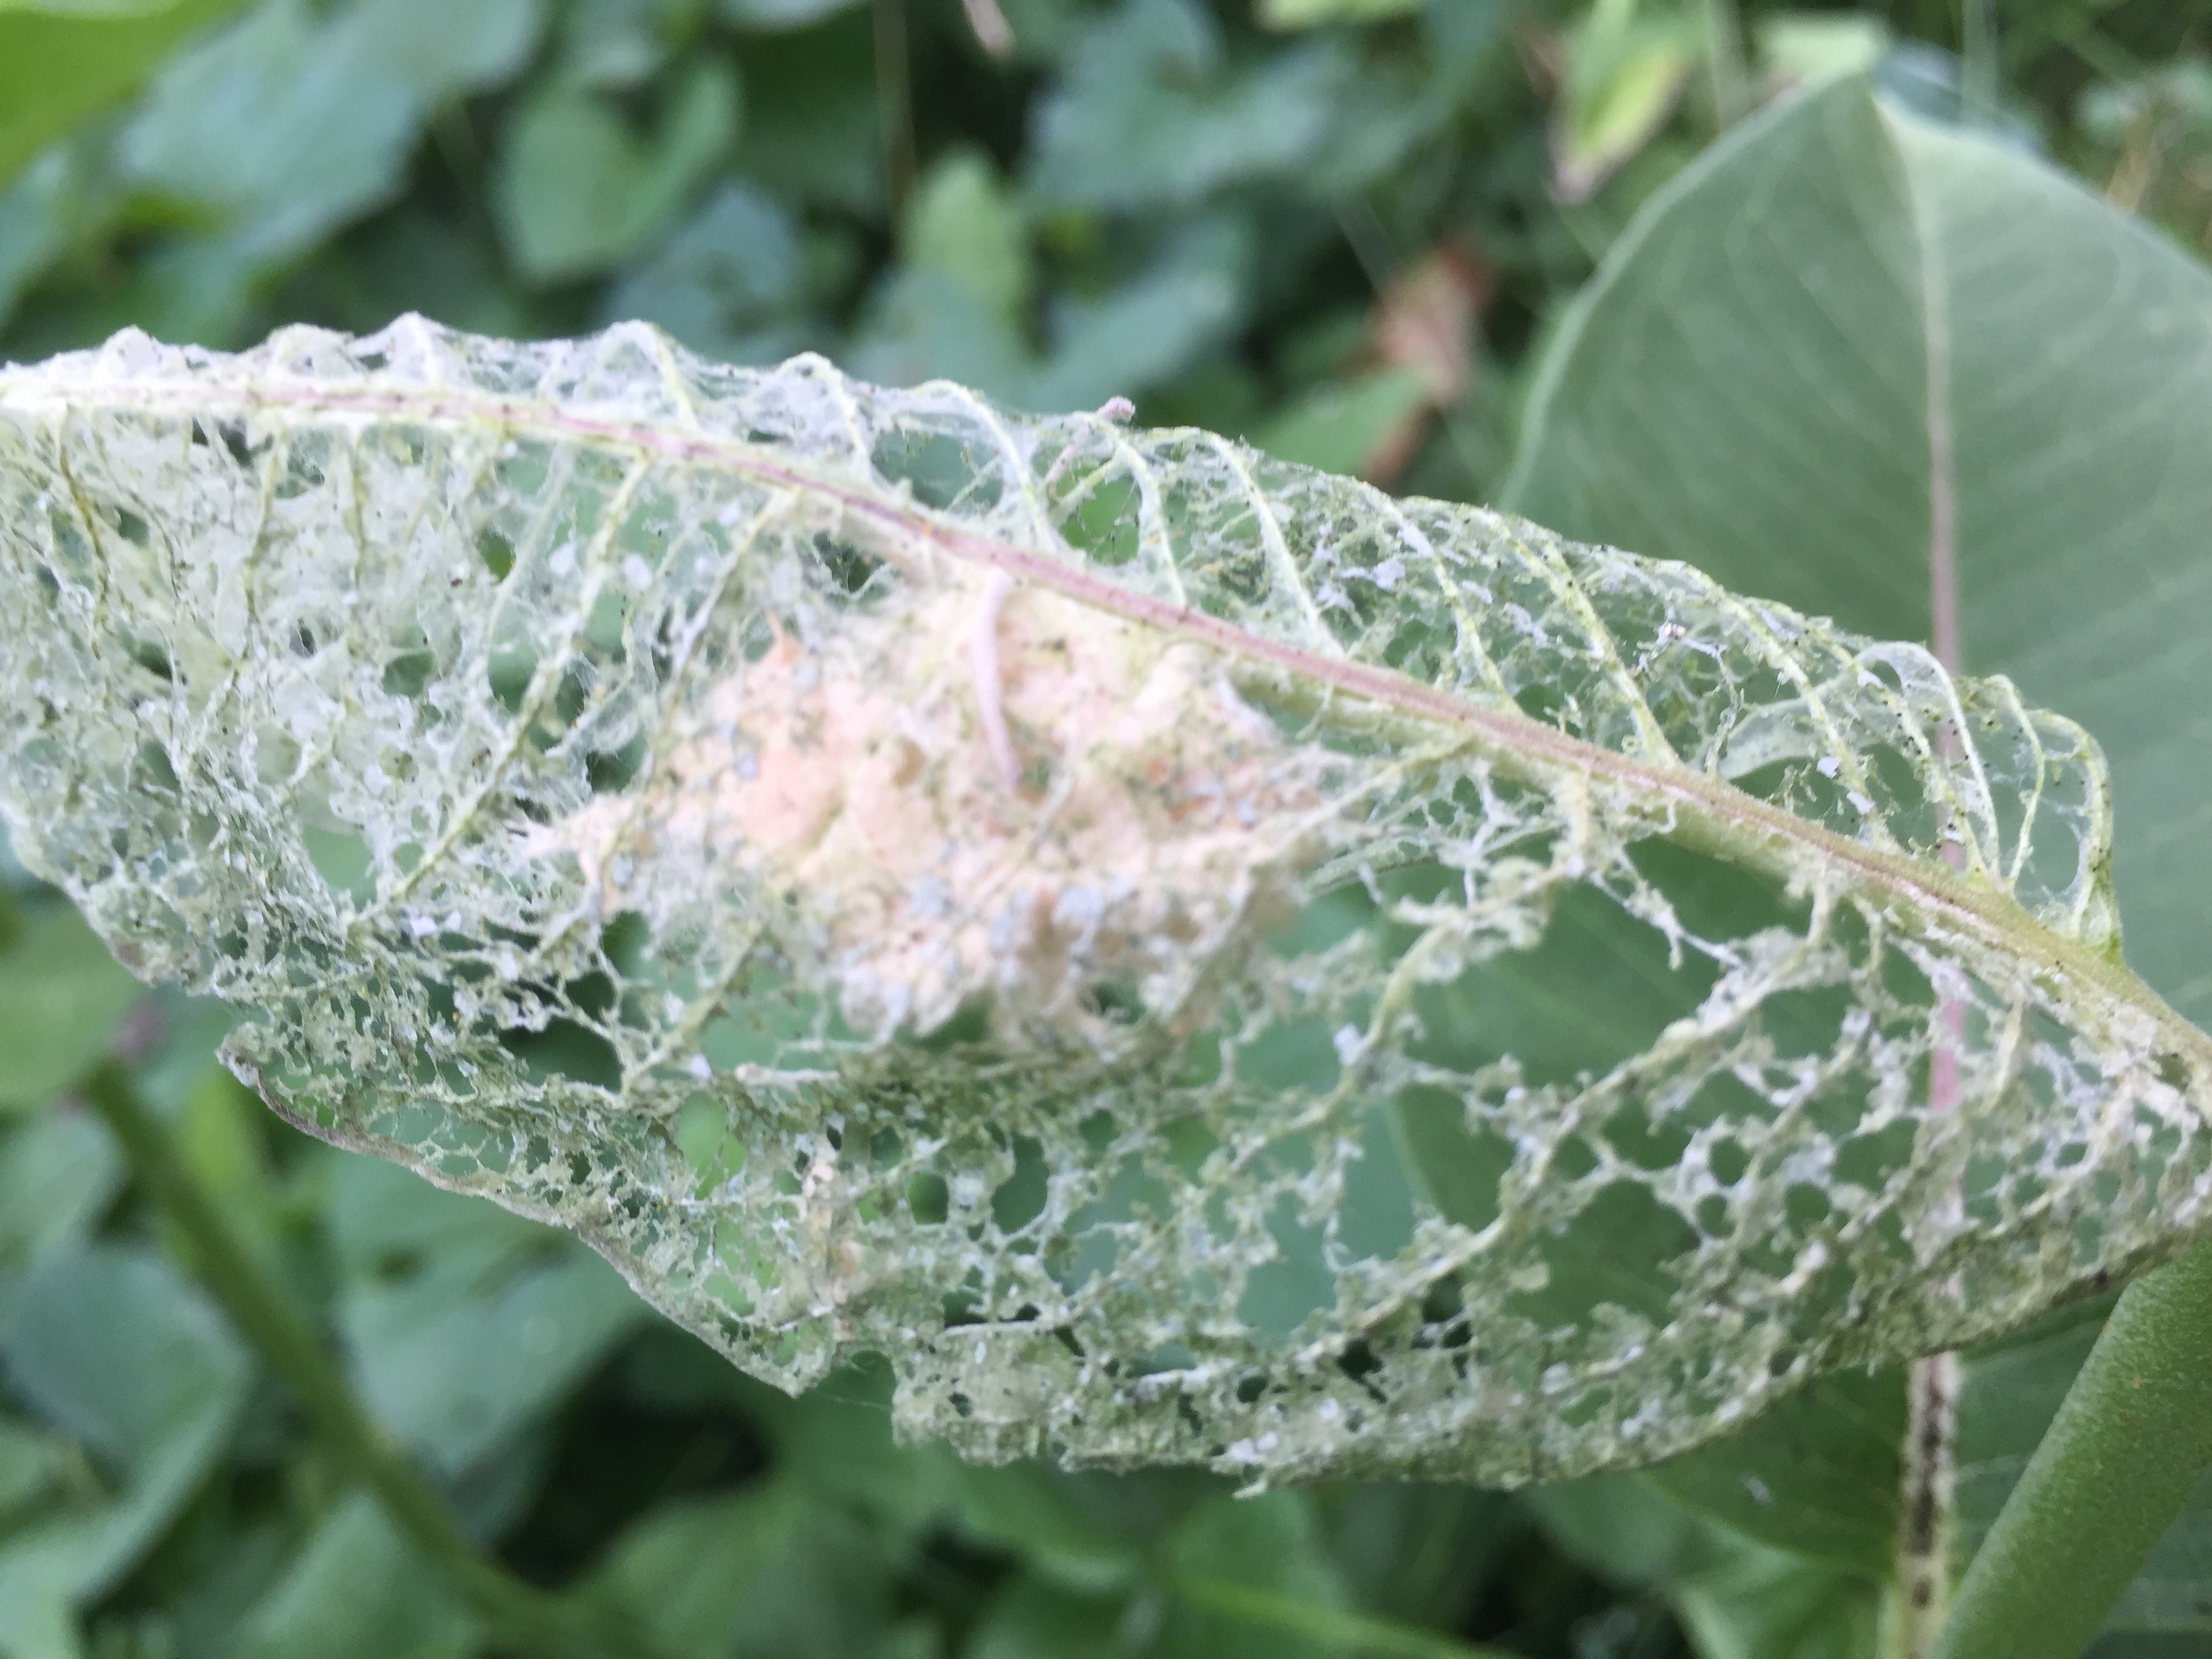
1160 1490 1352 1659
1671 1532 1881 1659
717 0 861 26
905 148 1031 323
2 318 2207 1494
0 0 245 192
1754 14 1887 92
603 182 806 365
1931 1238 2212 1659
849 267 1032 405
0 136 111 336
53 0 543 344
1530 1471 1882 1657
969 1578 1130 1659
325 1153 650 1475
556 0 687 89
118 0 545 264
1507 74 2212 1035
948 1461 1144 1593
1292 5 1505 201
326 0 544 99
1027 211 1254 409
1952 1303 2106 1564
168 1063 287 1277
726 9 878 214
1255 368 1431 479
853 209 1256 413
1507 66 2212 1631
1645 1368 1904 1577
495 58 739 283
0 1415 65 1526
1027 0 1350 210
1550 0 1700 203
0 1108 123 1270
1257 0 1422 29
0 905 141 1111
745 1355 957 1546
232 1490 480 1659
581 1477 899 1658
1170 1571 1515 1659
1525 1471 1718 1589
128 988 245 1115
0 1246 251 1641
1315 1483 1516 1634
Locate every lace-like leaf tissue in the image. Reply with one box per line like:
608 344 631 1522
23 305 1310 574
3 318 2208 1487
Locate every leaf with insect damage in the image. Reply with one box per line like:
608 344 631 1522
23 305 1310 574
0 319 2205 1488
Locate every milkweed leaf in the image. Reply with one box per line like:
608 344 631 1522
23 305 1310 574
1 318 2206 1487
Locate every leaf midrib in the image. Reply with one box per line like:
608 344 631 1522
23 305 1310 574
16 367 2208 1090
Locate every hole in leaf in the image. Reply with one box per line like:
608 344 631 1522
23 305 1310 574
587 737 647 794
125 634 173 682
1082 980 1145 1024
1336 1340 1384 1397
990 1138 1047 1234
1507 1183 1698 1329
303 827 374 903
600 911 651 977
1400 876 1709 1088
477 528 516 579
382 650 435 697
811 532 883 597
909 1172 949 1225
1393 1084 1510 1232
871 428 1004 513
499 1019 623 1090
489 643 537 712
676 1094 743 1188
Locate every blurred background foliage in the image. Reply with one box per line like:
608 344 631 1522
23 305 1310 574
5 1 2212 1656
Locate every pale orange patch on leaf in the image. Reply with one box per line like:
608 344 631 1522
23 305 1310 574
538 567 1328 1043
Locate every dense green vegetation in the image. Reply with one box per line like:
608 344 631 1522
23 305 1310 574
7 2 2212 1656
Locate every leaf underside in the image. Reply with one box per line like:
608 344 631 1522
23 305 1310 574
2 318 2207 1488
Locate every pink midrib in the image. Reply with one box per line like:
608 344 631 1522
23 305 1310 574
11 371 2181 1046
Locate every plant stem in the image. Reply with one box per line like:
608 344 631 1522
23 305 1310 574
1889 1351 1960 1658
79 1061 670 1659
1929 1235 2212 1659
873 0 914 216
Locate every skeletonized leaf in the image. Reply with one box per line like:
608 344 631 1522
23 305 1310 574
0 319 2207 1488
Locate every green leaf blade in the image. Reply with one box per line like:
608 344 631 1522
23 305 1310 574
1509 77 1933 644
0 1244 252 1631
0 905 143 1111
0 0 248 193
1507 73 2212 1036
